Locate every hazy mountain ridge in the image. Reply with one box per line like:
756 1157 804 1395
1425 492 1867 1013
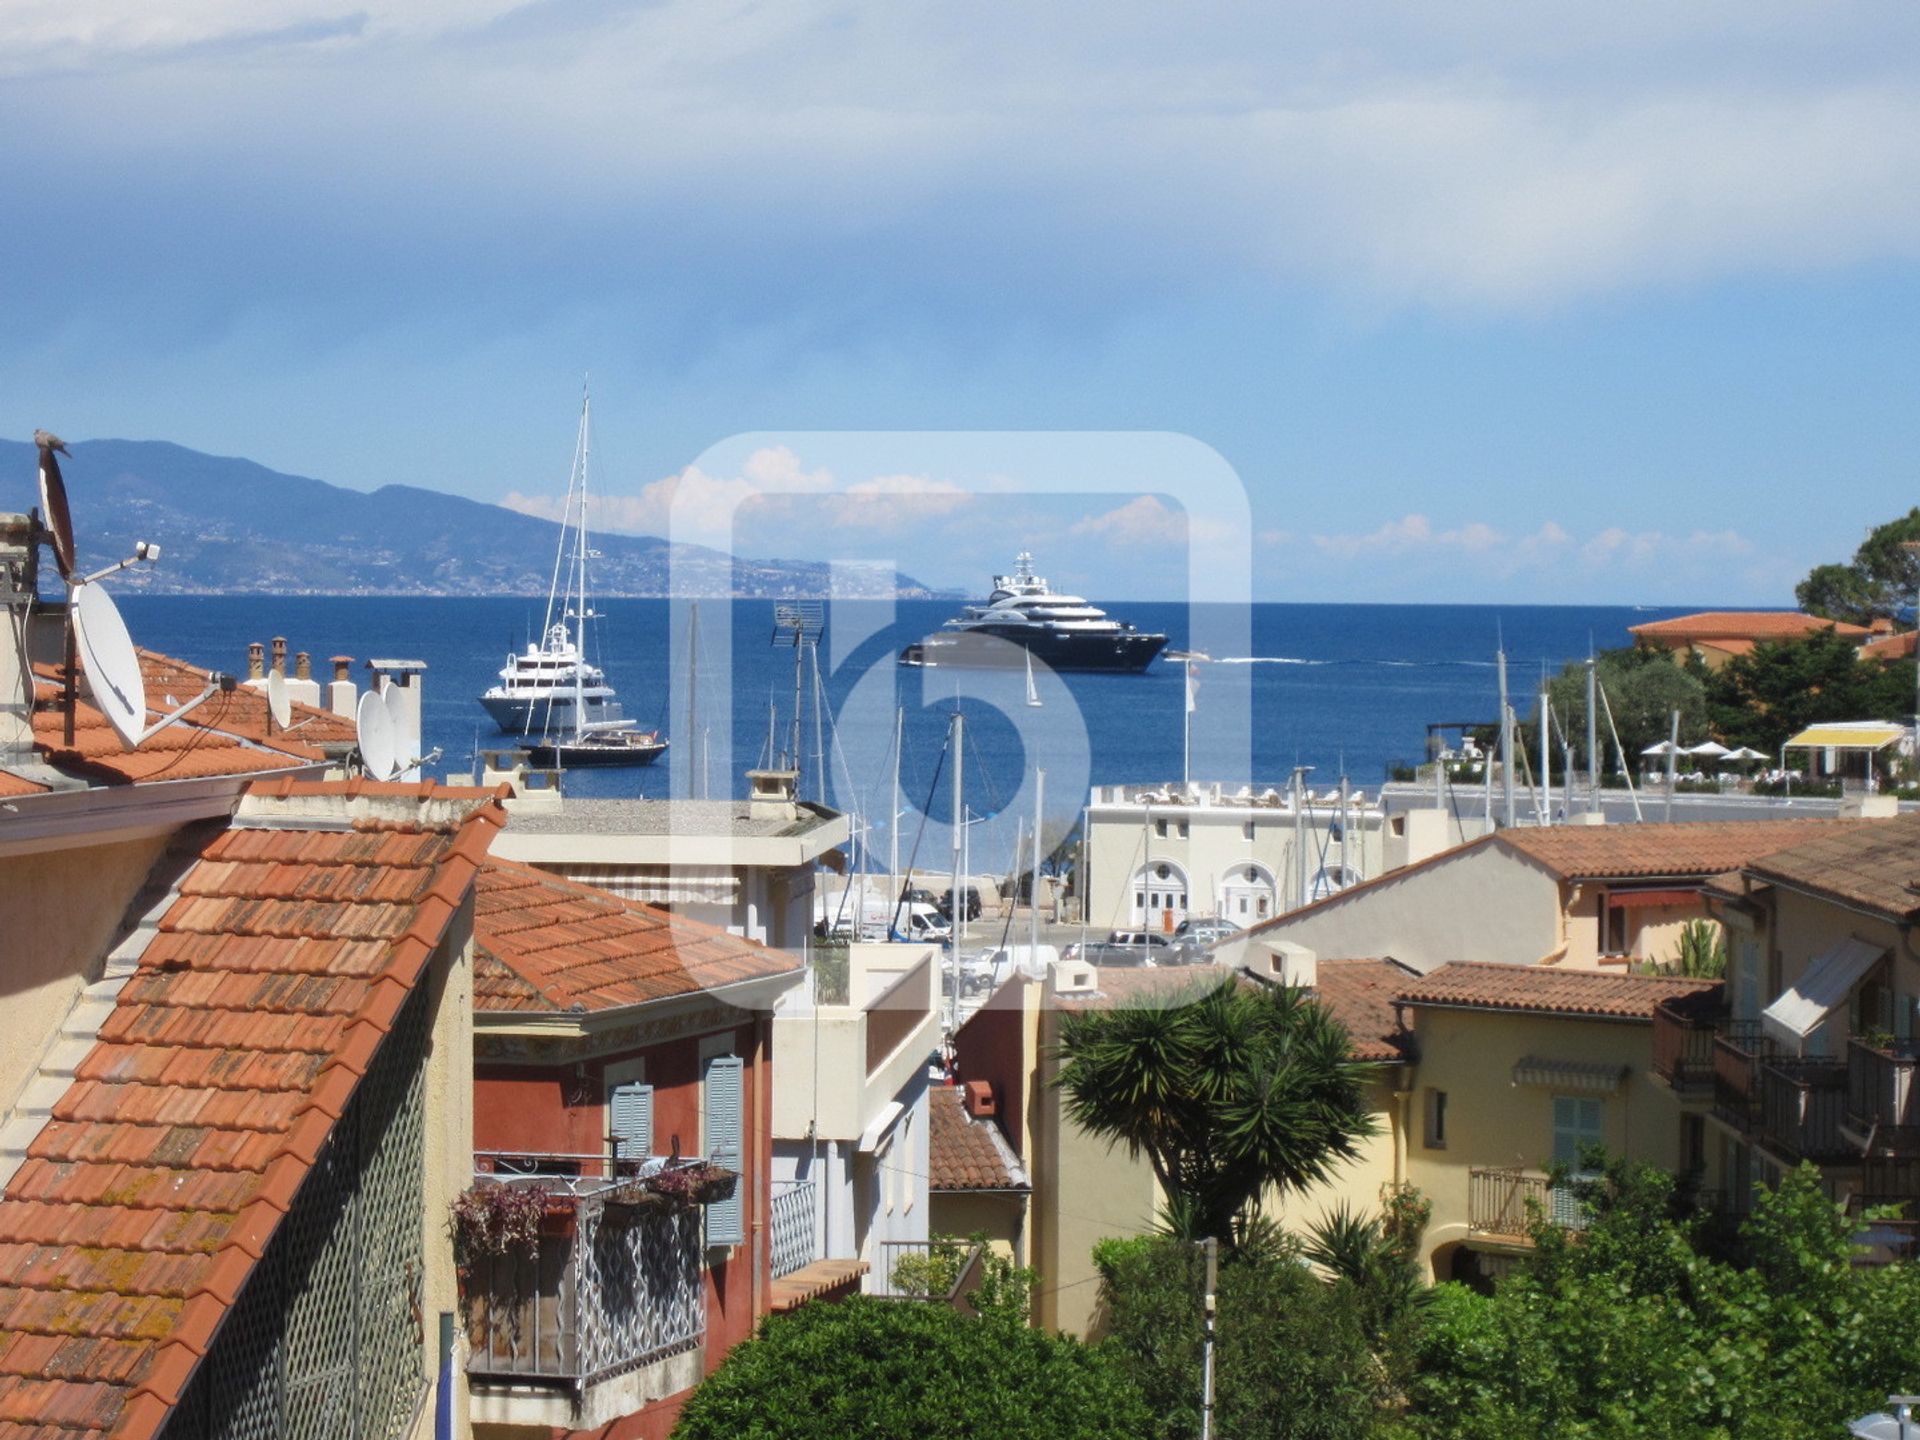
0 439 947 598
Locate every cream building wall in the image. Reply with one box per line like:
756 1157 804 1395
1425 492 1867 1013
1404 1006 1695 1281
0 833 173 1112
1215 841 1562 975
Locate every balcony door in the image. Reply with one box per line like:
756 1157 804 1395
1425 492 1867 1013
1550 1095 1605 1225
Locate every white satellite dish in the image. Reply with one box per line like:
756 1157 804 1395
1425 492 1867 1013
266 669 292 731
382 675 409 731
70 582 147 751
356 690 398 780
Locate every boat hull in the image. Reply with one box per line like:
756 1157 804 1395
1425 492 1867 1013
900 629 1167 673
524 735 668 768
480 693 623 734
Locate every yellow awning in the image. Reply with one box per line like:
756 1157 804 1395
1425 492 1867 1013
1783 724 1906 750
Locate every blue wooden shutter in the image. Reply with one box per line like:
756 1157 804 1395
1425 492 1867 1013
609 1081 654 1164
704 1055 745 1246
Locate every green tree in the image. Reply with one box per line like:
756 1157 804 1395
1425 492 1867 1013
1705 628 1918 755
1797 508 1920 625
1053 975 1378 1250
671 1295 1151 1440
1534 646 1708 775
1403 1157 1920 1440
1094 1234 1389 1440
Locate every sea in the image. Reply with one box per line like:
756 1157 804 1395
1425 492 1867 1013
117 596 1689 865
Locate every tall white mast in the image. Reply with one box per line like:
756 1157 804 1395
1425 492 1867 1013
890 706 903 914
1030 767 1046 960
1497 635 1514 829
949 709 964 1033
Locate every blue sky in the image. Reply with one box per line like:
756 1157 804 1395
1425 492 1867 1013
3 2 1919 602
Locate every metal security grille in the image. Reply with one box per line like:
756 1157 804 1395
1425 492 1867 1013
769 1180 817 1279
162 984 430 1440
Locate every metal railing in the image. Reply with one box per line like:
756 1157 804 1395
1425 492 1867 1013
1712 1022 1777 1132
1467 1168 1591 1239
1651 998 1724 1090
464 1154 707 1384
873 1238 987 1310
1848 1040 1920 1143
771 1180 818 1279
1758 1058 1851 1161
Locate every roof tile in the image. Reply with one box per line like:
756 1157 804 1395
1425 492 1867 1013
1397 961 1721 1020
1495 819 1853 881
0 780 504 1439
1739 812 1920 923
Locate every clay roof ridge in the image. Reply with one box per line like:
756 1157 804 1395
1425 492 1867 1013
110 791 506 1440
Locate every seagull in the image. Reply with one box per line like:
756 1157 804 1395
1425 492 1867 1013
33 429 68 456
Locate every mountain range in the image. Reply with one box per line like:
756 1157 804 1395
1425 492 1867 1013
0 438 944 598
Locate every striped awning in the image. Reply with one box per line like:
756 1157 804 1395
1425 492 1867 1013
1511 1057 1627 1093
1783 724 1906 751
552 864 739 905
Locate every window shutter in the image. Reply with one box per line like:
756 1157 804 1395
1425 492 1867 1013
609 1082 654 1162
703 1055 745 1246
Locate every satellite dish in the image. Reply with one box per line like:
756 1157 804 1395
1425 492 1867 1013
266 669 292 731
37 448 76 582
70 582 146 750
382 676 409 731
356 689 398 780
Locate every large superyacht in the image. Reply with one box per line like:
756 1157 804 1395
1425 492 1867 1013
899 553 1167 672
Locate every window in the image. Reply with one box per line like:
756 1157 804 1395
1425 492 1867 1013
1680 1114 1706 1178
1424 1089 1448 1149
1177 821 1189 838
703 1054 745 1247
608 1079 654 1169
1155 818 1169 838
1601 899 1629 956
1243 821 1255 841
1551 1095 1605 1170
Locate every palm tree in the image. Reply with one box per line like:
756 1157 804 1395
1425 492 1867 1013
1052 974 1377 1251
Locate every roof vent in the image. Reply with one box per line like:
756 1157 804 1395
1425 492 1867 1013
1264 940 1317 990
1048 960 1098 997
748 768 799 822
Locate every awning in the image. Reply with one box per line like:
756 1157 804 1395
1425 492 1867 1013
1783 724 1906 751
1761 937 1886 1049
1511 1057 1627 1093
858 1100 906 1154
1606 889 1698 909
554 864 740 905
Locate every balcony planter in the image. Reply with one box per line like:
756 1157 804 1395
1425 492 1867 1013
644 1161 739 1208
451 1180 549 1264
603 1181 674 1223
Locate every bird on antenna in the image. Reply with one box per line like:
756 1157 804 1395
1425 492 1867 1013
33 429 69 456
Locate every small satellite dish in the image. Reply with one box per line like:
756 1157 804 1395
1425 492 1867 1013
37 448 76 582
266 669 292 731
382 676 409 731
71 582 147 750
356 689 398 780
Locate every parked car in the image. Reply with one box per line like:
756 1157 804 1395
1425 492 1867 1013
938 885 983 921
1077 930 1175 967
1173 917 1241 946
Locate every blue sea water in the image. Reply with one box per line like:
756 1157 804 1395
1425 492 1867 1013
117 595 1686 860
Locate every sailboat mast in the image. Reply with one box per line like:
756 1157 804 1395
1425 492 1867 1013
890 706 903 905
686 603 701 799
574 388 592 656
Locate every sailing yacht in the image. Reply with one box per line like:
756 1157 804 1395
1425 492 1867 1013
478 390 666 767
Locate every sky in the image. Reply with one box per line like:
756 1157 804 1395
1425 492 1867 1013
3 2 1920 602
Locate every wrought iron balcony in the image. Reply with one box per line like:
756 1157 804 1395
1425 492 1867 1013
1651 994 1727 1093
1467 1168 1590 1242
463 1155 706 1384
1711 1022 1778 1133
1847 1039 1920 1151
1757 1057 1852 1162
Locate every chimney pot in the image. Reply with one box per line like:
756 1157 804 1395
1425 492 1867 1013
247 642 264 680
270 637 287 676
294 651 311 681
331 656 352 682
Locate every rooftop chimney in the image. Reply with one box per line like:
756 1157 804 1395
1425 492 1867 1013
329 656 356 718
270 637 287 677
747 768 800 822
963 1080 998 1119
1263 940 1318 991
295 651 311 681
286 650 321 707
247 642 264 681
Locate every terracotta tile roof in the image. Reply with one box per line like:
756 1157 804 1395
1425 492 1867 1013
1740 812 1920 923
0 779 505 1440
1863 630 1919 662
928 1085 1027 1191
17 655 326 794
472 858 802 1014
1629 611 1871 642
134 651 360 754
1496 820 1852 881
1396 961 1722 1021
1311 959 1417 1061
1053 966 1239 1011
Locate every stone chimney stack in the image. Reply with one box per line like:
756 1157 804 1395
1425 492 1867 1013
295 651 311 681
747 768 800 823
247 642 265 681
328 656 357 718
270 637 287 677
285 650 322 707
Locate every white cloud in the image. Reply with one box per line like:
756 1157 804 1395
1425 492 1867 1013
1311 513 1754 577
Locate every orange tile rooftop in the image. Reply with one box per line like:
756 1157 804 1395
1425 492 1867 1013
0 780 505 1440
473 858 802 1015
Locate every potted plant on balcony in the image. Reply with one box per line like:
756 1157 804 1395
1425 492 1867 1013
644 1160 740 1208
452 1180 550 1263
